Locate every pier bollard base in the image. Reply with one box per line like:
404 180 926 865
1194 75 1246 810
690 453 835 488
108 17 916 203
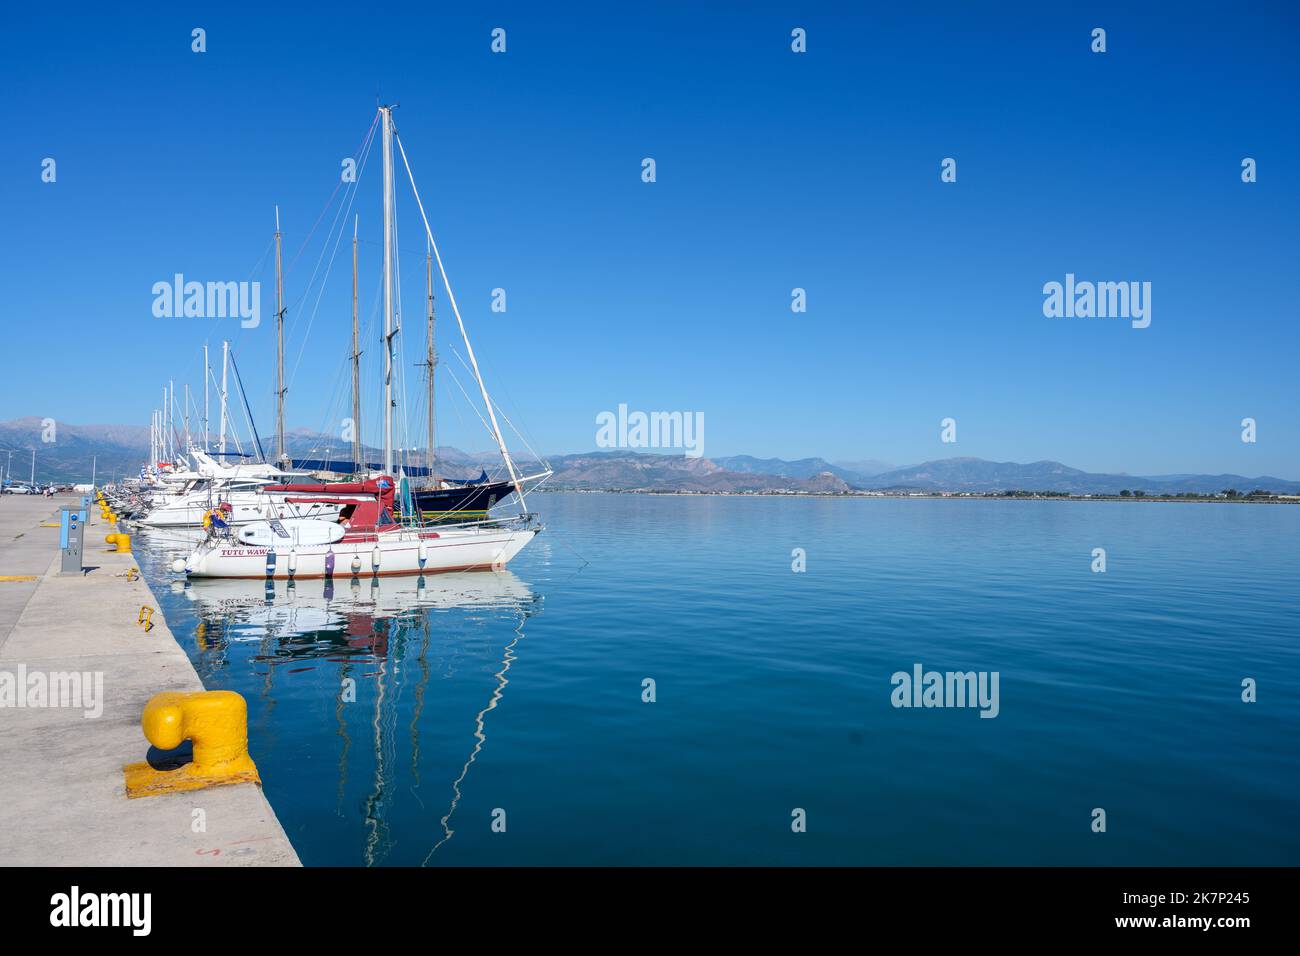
122 761 261 799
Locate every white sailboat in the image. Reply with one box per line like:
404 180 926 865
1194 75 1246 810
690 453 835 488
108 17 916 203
178 105 542 580
118 338 309 525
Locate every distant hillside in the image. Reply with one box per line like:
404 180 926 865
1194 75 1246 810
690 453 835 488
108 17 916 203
831 458 897 478
546 451 852 493
0 417 149 483
712 455 873 484
864 457 1300 495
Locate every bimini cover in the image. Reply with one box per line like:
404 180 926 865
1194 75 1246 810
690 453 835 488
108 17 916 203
238 518 345 547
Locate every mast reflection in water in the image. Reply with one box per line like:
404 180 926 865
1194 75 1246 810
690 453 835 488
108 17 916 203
177 569 543 866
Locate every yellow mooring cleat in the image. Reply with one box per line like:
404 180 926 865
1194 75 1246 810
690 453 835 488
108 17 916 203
123 690 260 798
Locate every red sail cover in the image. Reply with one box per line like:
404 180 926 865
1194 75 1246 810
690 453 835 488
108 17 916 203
263 476 397 530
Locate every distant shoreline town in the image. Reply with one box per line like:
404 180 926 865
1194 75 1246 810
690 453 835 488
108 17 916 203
538 487 1299 503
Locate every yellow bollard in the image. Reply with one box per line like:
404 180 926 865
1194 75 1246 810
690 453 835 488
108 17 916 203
105 533 131 552
123 690 260 797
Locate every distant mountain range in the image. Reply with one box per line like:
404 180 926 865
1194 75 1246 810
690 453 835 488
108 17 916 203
712 455 892 485
539 453 1299 495
861 457 1300 495
2 418 1296 495
0 419 152 484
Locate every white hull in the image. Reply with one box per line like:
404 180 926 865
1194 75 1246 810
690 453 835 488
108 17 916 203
183 523 539 579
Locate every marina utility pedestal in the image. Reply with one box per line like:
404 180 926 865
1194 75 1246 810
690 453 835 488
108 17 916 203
59 507 86 574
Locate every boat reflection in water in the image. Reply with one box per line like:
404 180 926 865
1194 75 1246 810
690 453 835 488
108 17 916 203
184 571 534 660
180 570 542 866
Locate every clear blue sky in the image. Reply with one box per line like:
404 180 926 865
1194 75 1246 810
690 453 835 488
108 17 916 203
2 1 1297 477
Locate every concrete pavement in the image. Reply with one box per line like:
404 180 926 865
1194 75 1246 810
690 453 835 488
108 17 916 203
0 495 299 866
0 495 59 649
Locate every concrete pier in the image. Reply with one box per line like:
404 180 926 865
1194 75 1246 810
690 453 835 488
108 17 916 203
0 496 299 866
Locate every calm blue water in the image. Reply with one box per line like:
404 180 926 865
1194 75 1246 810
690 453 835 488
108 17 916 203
135 494 1300 865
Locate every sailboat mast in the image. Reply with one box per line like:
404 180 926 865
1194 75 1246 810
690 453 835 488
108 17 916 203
219 340 229 456
274 206 286 465
391 130 526 505
183 383 190 454
380 106 396 476
425 237 437 484
351 215 363 473
203 344 210 451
